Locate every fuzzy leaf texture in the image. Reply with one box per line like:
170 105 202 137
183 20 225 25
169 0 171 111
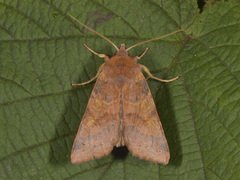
0 0 240 179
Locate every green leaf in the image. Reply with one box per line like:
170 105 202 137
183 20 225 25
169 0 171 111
1 0 240 179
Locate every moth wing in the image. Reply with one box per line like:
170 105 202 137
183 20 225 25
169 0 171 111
71 71 121 163
122 70 170 164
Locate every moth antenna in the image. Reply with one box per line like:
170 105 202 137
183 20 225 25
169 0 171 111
126 29 184 51
68 13 119 51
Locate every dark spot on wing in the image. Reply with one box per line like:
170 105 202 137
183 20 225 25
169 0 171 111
137 79 149 95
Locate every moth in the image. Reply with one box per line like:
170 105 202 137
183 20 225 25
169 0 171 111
68 13 183 164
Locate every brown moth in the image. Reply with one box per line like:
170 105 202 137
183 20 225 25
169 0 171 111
68 13 183 164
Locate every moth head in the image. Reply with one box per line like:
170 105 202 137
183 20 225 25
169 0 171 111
114 44 131 57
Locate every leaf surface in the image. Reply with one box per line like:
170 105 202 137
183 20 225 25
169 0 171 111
1 0 240 179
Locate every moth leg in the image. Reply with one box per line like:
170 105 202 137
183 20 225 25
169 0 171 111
140 64 178 82
135 48 149 60
72 63 105 86
84 44 109 60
